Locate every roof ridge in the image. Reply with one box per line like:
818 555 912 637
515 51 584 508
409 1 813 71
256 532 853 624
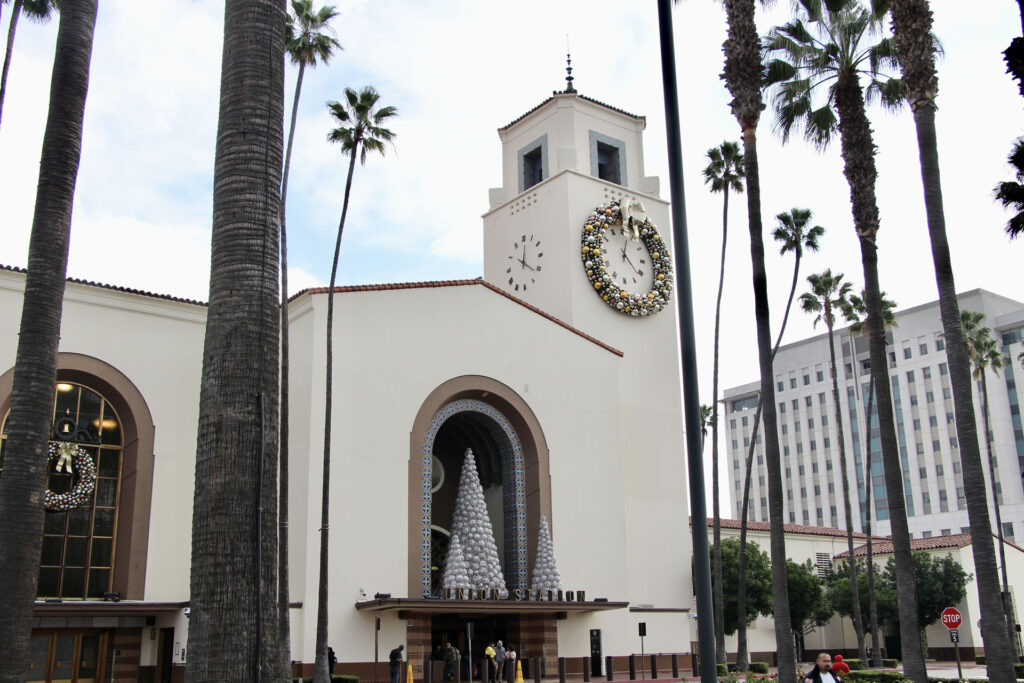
0 263 207 307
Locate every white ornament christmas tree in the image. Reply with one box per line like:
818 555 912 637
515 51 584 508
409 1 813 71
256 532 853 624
530 515 561 598
442 534 472 592
450 449 508 597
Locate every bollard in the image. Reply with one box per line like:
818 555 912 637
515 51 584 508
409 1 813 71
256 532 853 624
533 657 542 683
507 659 515 683
671 654 678 679
605 656 614 682
649 654 657 680
559 657 567 683
583 657 591 682
455 655 462 683
628 655 636 681
425 656 433 683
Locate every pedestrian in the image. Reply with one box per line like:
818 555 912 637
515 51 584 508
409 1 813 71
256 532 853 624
444 642 460 681
505 645 517 682
328 646 338 674
832 655 850 676
484 643 496 683
494 640 506 682
390 644 405 683
434 645 445 662
804 652 842 683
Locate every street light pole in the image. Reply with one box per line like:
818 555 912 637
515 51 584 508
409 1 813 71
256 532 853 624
655 2 718 682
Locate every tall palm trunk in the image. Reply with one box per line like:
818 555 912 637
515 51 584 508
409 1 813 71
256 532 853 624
735 250 799 669
0 2 96 678
315 140 359 683
890 4 1015 679
277 57 306 679
825 312 867 662
712 177 729 664
833 73 927 683
186 0 284 679
861 377 883 667
980 371 1015 651
0 0 23 129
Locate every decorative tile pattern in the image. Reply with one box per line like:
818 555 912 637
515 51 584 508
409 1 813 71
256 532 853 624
420 399 527 596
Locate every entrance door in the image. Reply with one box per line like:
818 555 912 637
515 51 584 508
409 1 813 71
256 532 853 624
27 632 107 683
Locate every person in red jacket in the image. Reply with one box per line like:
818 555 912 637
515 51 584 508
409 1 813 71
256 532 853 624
832 655 851 676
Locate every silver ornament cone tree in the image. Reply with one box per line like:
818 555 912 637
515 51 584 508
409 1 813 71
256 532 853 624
450 449 507 597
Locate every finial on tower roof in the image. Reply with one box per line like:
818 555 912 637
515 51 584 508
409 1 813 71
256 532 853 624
564 49 576 93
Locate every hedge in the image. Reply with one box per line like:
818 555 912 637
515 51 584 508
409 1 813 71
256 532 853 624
1017 663 1024 678
844 671 905 683
335 677 360 683
750 662 769 674
717 663 728 676
844 659 865 671
881 660 897 669
975 657 985 665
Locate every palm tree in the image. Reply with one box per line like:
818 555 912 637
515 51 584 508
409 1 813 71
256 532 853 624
734 207 822 668
993 137 1024 239
763 2 928 678
186 0 284 679
314 85 396 683
843 289 896 668
717 0 797 677
798 270 866 663
890 2 1016 679
0 0 60 130
279 0 341 669
702 140 744 664
960 310 1015 649
0 2 96 678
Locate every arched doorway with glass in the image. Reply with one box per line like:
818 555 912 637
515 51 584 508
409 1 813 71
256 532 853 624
0 382 123 600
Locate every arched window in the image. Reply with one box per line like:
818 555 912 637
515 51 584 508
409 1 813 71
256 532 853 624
0 382 124 599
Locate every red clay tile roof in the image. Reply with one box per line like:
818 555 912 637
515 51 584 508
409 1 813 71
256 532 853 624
836 532 1024 558
295 279 624 357
0 264 206 306
696 516 885 541
499 92 644 131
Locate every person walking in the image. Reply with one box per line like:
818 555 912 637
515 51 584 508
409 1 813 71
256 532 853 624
328 646 338 675
444 642 460 681
484 643 496 683
832 655 850 676
804 653 842 683
505 645 516 682
390 644 405 683
494 641 506 682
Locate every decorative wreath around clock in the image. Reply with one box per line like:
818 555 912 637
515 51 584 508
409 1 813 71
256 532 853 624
580 200 674 317
45 441 97 512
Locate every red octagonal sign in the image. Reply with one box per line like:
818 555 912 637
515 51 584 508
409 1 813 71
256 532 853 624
941 607 963 630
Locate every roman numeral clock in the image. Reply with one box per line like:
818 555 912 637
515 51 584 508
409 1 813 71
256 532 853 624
506 234 543 293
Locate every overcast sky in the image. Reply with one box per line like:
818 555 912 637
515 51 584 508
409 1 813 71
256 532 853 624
2 2 1021 515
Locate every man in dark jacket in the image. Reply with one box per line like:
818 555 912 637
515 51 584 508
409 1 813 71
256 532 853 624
390 644 405 683
805 653 841 683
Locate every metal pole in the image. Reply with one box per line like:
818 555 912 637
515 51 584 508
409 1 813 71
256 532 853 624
656 2 717 682
953 633 962 681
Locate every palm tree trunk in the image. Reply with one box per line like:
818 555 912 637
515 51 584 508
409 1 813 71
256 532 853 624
0 2 96 678
739 122 796 682
315 143 359 683
862 376 883 667
0 0 23 130
735 253 799 671
826 314 867 662
981 372 1016 650
712 183 729 664
277 58 306 680
834 74 927 682
186 1 284 680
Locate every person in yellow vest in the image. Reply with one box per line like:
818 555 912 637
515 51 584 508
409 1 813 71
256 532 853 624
484 643 496 683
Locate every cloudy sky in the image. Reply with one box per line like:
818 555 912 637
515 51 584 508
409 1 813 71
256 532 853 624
2 2 1021 511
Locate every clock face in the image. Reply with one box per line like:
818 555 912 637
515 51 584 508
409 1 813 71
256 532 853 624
601 225 654 294
506 233 543 293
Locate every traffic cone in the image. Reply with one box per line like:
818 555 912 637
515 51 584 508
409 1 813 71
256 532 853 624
515 660 524 683
407 662 415 683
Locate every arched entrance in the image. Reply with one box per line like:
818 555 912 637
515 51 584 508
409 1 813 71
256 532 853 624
408 376 551 599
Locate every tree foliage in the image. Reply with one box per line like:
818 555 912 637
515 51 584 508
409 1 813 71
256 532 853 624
710 538 773 635
786 559 833 636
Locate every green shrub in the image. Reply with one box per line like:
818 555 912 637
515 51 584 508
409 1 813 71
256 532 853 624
1015 663 1024 678
750 662 769 674
333 677 359 683
881 659 897 669
844 659 864 671
727 663 738 672
975 657 985 665
717 664 728 676
845 671 904 683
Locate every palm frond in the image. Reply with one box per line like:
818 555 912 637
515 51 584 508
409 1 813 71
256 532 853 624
864 77 905 111
804 104 838 149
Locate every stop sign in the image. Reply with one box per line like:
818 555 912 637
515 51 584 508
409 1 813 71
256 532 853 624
941 607 963 630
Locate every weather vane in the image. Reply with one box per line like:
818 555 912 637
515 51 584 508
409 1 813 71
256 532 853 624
565 36 575 93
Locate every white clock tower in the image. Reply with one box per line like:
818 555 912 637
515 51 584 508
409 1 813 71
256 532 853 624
482 75 694 616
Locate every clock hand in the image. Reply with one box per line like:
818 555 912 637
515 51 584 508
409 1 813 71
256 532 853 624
517 256 536 272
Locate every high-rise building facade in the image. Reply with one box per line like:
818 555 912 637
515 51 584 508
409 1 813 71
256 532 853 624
724 289 1024 541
